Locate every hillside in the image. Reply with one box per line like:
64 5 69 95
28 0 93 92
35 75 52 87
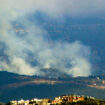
1 71 105 102
60 99 105 105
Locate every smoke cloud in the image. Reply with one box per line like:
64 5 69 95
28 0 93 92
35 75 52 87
0 0 102 77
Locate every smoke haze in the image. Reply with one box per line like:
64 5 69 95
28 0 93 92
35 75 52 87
1 0 103 77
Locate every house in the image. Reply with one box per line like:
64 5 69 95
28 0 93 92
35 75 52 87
41 99 52 105
10 100 17 105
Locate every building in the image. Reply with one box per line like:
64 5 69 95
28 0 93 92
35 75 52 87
10 100 17 105
41 99 52 105
17 99 29 105
52 95 84 104
10 99 30 105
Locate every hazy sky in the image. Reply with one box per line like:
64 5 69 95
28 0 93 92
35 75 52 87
0 0 105 77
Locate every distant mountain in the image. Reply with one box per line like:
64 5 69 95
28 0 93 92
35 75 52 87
1 71 105 103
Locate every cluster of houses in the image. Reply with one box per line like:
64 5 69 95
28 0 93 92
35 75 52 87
9 98 51 105
52 95 84 104
9 95 94 105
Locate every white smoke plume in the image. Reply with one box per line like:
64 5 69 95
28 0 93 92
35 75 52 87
0 0 102 77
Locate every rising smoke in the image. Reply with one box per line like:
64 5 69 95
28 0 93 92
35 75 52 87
1 0 103 77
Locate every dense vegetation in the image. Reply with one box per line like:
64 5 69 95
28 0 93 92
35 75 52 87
59 99 105 105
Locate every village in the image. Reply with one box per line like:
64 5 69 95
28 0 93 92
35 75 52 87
8 95 95 105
